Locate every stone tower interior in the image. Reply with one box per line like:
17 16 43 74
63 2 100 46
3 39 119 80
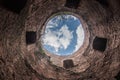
0 0 120 80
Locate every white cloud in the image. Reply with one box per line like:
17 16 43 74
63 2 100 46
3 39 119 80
46 17 59 29
59 25 73 49
42 30 61 52
74 24 85 52
42 24 73 52
65 15 77 20
46 15 77 29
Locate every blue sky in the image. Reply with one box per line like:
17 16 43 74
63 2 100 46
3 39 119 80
41 14 84 56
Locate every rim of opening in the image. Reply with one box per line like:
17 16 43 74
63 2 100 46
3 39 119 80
40 12 87 57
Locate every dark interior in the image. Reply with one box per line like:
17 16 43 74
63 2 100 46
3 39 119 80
0 0 27 13
26 31 36 45
93 36 107 52
65 0 80 9
115 71 120 80
96 0 109 7
63 59 74 69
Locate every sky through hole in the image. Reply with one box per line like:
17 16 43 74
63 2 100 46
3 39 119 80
41 14 84 56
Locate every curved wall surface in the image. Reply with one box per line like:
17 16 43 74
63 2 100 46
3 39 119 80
0 0 120 80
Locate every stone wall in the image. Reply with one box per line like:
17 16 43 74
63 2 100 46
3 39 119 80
0 0 120 80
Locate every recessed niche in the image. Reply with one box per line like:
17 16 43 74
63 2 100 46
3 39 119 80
96 0 109 7
1 0 27 13
65 0 80 9
41 13 85 56
115 71 120 80
26 31 36 45
93 36 107 52
63 59 74 69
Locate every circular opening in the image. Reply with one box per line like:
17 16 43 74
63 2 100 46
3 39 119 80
41 14 85 56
